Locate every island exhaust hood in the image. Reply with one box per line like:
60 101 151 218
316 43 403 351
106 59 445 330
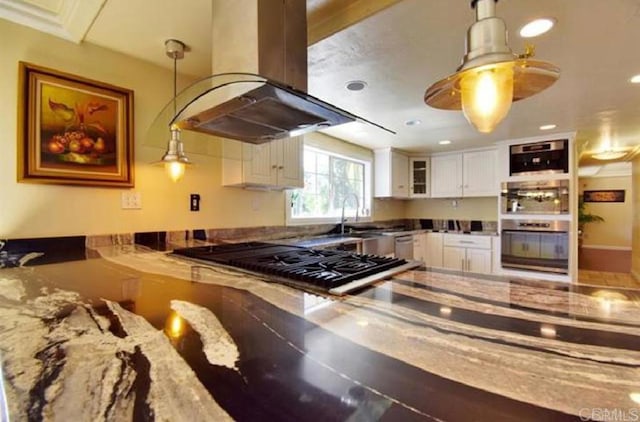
165 0 393 144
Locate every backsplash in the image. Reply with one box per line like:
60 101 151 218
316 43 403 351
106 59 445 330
0 218 497 267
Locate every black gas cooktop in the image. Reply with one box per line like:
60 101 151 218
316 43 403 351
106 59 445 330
171 242 419 295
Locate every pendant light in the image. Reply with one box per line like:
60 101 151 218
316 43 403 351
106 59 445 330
159 39 190 182
591 150 626 161
424 0 560 133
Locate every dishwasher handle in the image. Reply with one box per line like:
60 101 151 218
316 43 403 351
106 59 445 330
395 236 413 244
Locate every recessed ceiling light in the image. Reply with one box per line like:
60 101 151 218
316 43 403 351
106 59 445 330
519 18 555 38
630 74 640 84
438 140 452 145
405 119 422 126
539 124 557 130
345 80 367 91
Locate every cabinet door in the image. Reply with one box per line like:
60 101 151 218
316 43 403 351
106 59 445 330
413 234 425 262
539 233 568 260
391 152 409 197
276 137 304 188
462 150 496 197
443 246 466 271
430 154 463 198
243 142 278 186
510 233 541 258
467 248 492 274
409 157 430 198
425 233 443 268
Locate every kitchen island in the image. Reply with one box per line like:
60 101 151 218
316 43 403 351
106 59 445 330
0 243 638 421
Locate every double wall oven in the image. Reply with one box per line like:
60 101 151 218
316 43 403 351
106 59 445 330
500 180 570 273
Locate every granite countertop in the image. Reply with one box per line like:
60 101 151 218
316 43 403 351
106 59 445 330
0 244 638 421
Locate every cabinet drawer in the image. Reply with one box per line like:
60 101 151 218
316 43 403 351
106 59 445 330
443 234 491 249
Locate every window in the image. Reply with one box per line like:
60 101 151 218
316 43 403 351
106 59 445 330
288 147 371 223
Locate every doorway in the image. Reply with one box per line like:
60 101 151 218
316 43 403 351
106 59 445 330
577 163 637 288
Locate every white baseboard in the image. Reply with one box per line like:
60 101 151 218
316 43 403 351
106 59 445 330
581 245 632 251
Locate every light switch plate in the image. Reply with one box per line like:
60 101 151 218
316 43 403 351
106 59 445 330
121 192 142 209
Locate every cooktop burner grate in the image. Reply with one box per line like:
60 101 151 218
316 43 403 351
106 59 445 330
171 242 416 294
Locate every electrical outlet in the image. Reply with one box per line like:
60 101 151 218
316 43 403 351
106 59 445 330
190 194 200 211
121 192 142 209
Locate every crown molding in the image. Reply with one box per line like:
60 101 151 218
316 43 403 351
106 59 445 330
0 0 105 43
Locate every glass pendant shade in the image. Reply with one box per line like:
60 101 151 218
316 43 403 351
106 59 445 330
160 126 190 182
165 161 186 182
460 62 514 133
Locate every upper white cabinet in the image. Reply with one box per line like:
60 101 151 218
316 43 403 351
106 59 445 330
462 150 497 196
430 154 462 198
409 157 430 198
375 148 409 198
222 137 304 189
430 149 496 198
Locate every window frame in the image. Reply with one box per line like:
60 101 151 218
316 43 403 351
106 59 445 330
285 145 373 226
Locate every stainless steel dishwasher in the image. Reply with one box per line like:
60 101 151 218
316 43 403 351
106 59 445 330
394 235 414 260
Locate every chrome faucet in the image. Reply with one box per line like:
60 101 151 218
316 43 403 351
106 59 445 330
340 193 359 235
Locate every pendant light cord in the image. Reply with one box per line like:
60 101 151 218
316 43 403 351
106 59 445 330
173 53 177 119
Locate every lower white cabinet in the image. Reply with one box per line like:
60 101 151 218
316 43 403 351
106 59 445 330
424 232 444 268
413 233 425 262
442 234 492 274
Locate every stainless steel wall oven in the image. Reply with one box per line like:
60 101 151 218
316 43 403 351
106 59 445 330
501 179 569 215
501 219 570 274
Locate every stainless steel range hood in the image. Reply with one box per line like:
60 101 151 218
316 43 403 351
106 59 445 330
167 73 392 144
157 0 393 144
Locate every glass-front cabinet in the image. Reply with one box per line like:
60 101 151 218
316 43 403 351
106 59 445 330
410 157 430 198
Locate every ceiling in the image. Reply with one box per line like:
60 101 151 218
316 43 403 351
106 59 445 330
4 0 640 166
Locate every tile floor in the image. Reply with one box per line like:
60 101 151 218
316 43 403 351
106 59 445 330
577 269 640 289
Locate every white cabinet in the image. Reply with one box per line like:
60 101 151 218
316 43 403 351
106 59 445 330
375 148 409 198
222 137 303 189
430 154 462 198
462 150 497 196
424 232 444 268
430 149 496 198
466 248 493 273
413 233 425 262
409 157 430 198
442 234 492 274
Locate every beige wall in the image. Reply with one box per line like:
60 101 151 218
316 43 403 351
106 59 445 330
632 158 640 278
579 176 632 249
405 197 498 221
0 20 405 239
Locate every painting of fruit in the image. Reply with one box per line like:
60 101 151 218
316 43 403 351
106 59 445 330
19 62 134 187
40 86 118 166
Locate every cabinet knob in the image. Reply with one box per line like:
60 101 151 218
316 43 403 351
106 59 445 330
399 185 405 188
278 166 284 170
271 165 278 169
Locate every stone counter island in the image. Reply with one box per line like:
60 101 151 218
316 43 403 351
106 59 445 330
0 244 638 421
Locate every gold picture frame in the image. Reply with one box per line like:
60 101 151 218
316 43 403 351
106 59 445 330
18 62 134 187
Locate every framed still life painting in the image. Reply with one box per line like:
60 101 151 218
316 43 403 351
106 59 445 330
18 62 134 187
